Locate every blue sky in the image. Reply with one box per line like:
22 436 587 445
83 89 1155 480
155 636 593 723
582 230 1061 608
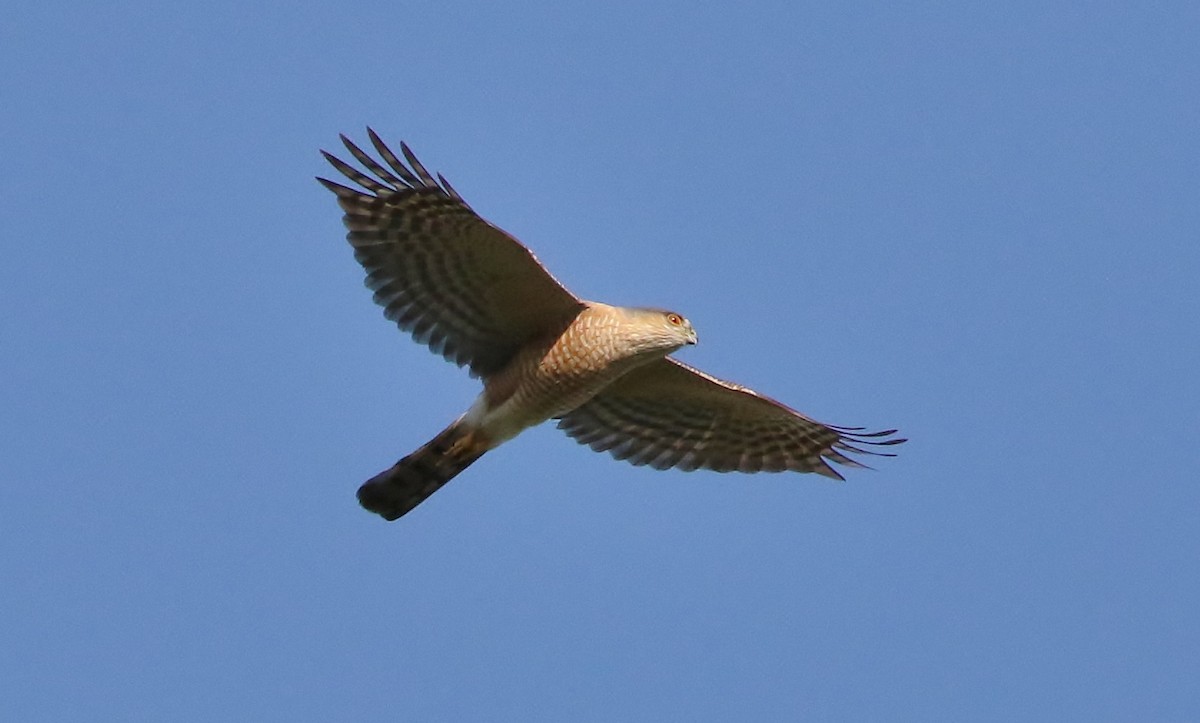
3 2 1198 720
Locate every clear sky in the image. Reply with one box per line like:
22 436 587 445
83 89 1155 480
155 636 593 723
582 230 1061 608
3 2 1198 720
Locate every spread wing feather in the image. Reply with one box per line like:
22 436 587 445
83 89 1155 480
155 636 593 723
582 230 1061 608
557 358 905 478
318 130 584 377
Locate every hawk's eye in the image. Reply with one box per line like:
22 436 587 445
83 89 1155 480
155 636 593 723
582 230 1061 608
667 313 683 326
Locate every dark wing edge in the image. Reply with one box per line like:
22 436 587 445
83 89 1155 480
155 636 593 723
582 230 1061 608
557 358 906 479
316 128 469 207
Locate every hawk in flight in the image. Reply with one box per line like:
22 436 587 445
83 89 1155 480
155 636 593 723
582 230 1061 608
318 130 905 521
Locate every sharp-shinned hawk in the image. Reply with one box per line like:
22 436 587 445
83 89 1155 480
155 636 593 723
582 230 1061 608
318 129 905 521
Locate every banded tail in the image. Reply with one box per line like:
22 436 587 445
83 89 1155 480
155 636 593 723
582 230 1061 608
357 421 489 521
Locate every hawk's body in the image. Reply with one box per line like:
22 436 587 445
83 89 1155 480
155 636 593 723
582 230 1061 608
319 130 904 521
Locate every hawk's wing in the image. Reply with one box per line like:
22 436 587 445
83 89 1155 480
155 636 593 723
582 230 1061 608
557 358 905 478
318 130 584 377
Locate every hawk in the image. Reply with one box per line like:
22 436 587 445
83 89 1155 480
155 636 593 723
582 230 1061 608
318 130 905 521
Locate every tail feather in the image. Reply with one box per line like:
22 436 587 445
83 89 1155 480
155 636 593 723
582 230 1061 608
357 421 488 521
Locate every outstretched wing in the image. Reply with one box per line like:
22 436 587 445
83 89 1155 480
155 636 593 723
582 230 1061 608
557 358 905 478
318 129 584 377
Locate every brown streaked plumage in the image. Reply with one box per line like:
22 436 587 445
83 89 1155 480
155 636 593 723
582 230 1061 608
318 129 905 521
